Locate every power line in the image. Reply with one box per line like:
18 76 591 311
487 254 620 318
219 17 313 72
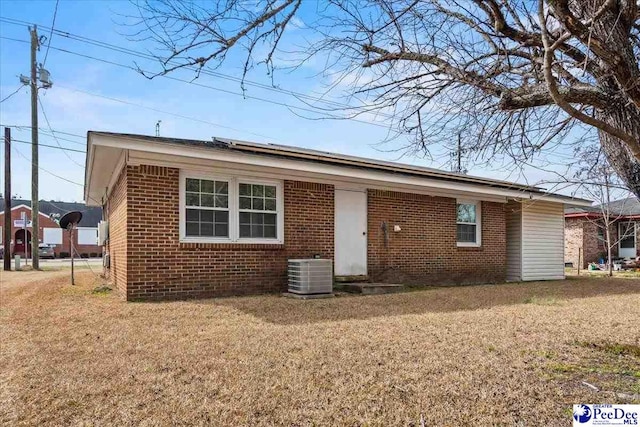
0 123 85 141
38 95 85 166
0 19 397 128
42 0 59 66
18 129 85 146
12 144 84 187
2 34 394 138
0 85 26 103
0 16 392 118
11 138 86 154
49 42 394 131
11 143 101 205
1 37 293 142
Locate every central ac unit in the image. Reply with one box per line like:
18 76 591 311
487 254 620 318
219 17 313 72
288 259 333 295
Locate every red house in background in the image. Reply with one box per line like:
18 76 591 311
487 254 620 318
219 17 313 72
0 199 103 258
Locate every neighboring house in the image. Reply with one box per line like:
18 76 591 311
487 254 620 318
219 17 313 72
0 199 103 258
84 131 591 301
565 197 640 268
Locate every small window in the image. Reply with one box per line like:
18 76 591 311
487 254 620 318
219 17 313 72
185 178 229 238
457 201 481 246
238 183 278 239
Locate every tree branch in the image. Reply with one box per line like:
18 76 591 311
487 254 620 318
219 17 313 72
362 44 504 95
539 0 640 157
499 84 617 110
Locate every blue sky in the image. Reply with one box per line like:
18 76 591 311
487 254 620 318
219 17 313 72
0 0 580 203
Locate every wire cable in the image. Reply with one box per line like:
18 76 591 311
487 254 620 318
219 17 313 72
0 26 396 129
38 96 85 166
0 16 393 118
12 144 86 188
42 0 59 66
0 85 26 103
11 138 86 153
11 144 101 205
0 123 85 139
70 241 101 277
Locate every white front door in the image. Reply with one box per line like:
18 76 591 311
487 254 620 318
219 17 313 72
334 189 367 276
619 222 636 258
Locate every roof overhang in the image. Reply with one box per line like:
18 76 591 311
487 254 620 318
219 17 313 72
565 212 640 220
85 132 593 207
84 136 126 206
0 204 56 219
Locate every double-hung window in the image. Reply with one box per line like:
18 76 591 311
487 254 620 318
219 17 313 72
456 200 481 246
181 173 282 243
185 178 229 238
239 183 278 239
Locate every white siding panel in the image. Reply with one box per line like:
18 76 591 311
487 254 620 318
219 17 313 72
505 201 522 281
521 201 565 281
43 228 63 245
77 228 98 245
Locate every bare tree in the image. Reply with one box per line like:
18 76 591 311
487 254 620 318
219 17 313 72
574 149 636 275
128 0 640 196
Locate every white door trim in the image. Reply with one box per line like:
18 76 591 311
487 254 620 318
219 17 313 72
618 221 636 258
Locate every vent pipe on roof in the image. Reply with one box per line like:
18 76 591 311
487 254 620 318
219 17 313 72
211 137 233 146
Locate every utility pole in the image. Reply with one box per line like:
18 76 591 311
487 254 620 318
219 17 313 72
30 25 40 270
451 134 467 175
3 127 11 271
456 134 462 174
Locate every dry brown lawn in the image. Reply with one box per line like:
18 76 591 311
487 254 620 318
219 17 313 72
1 270 639 426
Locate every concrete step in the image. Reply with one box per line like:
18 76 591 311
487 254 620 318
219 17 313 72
334 275 369 283
337 283 405 295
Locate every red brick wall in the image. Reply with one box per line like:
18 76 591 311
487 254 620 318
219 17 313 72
565 216 638 268
120 165 334 300
0 206 102 257
107 168 128 294
367 190 506 285
583 220 605 264
107 164 512 300
564 217 585 268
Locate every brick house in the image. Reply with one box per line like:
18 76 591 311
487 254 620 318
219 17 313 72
564 198 639 268
0 199 103 258
84 132 590 301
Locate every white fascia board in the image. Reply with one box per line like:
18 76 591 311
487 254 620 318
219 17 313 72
90 134 590 206
128 149 511 202
84 140 96 203
517 196 592 207
105 150 127 199
84 139 126 206
526 195 592 207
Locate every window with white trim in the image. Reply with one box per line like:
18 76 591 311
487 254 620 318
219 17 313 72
184 178 229 238
239 183 278 239
456 200 481 246
180 173 283 243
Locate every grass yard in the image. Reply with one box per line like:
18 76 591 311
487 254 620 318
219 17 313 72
1 270 639 426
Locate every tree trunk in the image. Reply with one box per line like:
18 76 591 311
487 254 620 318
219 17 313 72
583 0 640 198
598 109 640 199
605 222 613 277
